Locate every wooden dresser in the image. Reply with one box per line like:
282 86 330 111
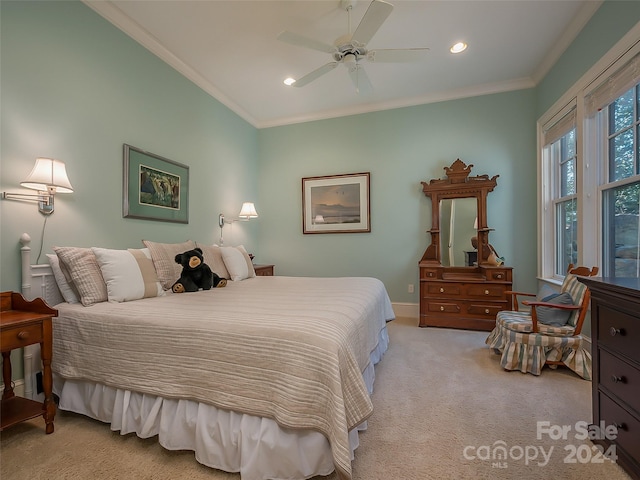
419 264 513 331
419 159 512 331
579 277 640 479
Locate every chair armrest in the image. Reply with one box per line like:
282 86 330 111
522 300 580 310
523 301 580 332
507 291 535 312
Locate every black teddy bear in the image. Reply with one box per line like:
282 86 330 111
171 248 227 293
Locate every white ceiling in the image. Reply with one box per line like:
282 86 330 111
86 0 601 128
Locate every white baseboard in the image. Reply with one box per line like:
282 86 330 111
391 302 419 319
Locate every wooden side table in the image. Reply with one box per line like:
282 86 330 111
0 291 57 434
254 264 275 276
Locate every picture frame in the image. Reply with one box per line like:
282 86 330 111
123 144 189 223
302 172 370 234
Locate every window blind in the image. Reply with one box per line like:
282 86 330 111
585 52 640 116
543 100 576 145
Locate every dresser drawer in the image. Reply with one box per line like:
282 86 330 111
426 302 461 314
599 349 640 414
598 305 639 361
599 392 640 463
425 283 462 296
486 269 510 281
0 323 43 351
421 268 439 280
466 284 505 299
468 304 505 317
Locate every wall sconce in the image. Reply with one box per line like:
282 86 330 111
2 158 74 215
218 202 259 245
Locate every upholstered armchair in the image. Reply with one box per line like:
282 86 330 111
485 264 598 379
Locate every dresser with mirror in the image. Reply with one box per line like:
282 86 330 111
419 159 513 331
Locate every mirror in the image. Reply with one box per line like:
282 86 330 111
420 159 499 267
440 198 477 266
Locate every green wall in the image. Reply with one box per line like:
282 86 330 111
1 0 260 294
536 0 640 117
257 90 538 302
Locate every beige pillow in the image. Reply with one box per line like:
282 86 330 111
142 239 196 290
53 246 108 306
195 243 230 280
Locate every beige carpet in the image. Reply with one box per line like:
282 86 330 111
1 317 631 480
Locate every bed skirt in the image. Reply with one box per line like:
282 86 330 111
53 325 390 480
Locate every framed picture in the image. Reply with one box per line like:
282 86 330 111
123 144 189 223
302 172 370 234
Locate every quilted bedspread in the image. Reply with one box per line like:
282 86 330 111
52 276 395 479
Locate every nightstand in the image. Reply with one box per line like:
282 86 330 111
1 291 57 434
253 264 275 276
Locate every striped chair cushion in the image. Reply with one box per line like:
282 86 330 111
496 310 576 336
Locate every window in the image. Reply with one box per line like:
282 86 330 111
600 85 640 277
541 104 577 277
540 43 640 282
551 129 578 275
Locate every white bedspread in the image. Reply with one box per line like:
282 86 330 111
52 276 394 479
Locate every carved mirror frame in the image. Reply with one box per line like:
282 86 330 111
420 159 499 266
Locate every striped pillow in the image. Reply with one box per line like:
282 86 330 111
142 239 196 290
92 247 165 302
53 246 108 306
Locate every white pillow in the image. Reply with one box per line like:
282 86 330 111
220 245 256 281
92 247 165 302
47 253 80 303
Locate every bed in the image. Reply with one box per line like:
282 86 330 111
18 233 395 480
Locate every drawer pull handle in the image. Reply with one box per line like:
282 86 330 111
484 290 489 295
440 306 445 311
17 331 29 340
440 287 445 293
485 309 490 314
496 274 503 279
611 375 625 384
614 423 627 432
609 327 623 337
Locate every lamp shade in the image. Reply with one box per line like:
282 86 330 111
238 202 258 219
21 158 73 193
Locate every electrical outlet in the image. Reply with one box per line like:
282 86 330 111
408 284 414 293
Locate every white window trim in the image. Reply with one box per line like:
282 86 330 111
537 24 640 281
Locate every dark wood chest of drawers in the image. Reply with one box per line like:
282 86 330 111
580 277 640 480
418 264 513 331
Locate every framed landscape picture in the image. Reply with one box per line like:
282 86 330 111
302 172 370 234
123 144 189 223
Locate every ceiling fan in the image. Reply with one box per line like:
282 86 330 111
277 0 429 94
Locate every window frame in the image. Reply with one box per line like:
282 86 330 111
538 33 640 283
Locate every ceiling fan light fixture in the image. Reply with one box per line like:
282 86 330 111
450 42 467 54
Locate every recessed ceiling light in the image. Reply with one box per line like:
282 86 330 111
450 42 467 54
284 77 296 86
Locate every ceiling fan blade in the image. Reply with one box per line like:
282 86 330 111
367 48 430 63
292 62 339 87
351 0 393 46
348 64 373 95
277 31 336 54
